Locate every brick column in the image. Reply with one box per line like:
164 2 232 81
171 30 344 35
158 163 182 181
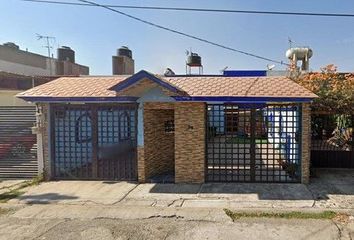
301 103 311 184
175 102 206 183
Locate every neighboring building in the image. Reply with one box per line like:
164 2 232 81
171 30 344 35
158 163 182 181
0 72 59 178
0 71 57 106
0 42 89 76
17 70 317 184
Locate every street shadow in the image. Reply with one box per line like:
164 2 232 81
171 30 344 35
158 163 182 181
149 169 354 201
308 168 354 200
149 182 314 200
17 193 79 204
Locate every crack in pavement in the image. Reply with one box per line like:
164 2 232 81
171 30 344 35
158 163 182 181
112 184 140 205
29 219 69 240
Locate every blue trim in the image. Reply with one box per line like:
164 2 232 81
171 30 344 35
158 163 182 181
18 96 138 102
223 70 267 77
109 70 181 93
173 96 314 103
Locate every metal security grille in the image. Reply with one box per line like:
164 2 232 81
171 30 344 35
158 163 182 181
52 104 137 180
0 106 38 178
311 114 353 168
206 103 302 183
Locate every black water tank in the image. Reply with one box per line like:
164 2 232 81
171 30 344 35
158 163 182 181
117 46 132 58
187 53 201 66
57 46 75 63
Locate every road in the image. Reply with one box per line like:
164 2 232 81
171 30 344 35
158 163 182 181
0 206 353 240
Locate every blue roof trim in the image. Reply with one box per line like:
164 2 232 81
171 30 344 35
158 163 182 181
109 70 180 93
18 96 138 102
173 96 314 103
223 70 267 77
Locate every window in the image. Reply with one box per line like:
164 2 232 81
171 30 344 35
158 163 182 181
164 120 175 133
75 113 92 143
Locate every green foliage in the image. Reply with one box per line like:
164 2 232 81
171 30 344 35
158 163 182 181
224 209 338 221
292 65 354 113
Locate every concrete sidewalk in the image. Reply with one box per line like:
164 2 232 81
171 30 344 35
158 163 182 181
5 169 354 210
8 181 315 209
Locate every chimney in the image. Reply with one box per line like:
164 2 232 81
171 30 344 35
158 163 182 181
112 46 134 75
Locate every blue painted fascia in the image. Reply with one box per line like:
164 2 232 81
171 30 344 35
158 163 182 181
109 70 181 93
173 96 314 103
223 70 267 77
18 96 138 103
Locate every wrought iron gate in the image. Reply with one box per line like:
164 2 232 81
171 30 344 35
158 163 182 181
52 104 137 180
206 103 302 183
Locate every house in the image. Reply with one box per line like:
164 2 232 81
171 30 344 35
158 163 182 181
17 70 317 183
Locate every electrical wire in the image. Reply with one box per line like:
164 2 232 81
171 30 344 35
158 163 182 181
22 0 354 18
51 0 288 65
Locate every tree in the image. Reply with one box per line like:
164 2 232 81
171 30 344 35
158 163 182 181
292 64 354 113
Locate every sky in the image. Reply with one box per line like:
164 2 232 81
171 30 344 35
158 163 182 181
1 0 354 75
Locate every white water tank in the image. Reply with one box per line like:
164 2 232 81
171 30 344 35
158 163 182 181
286 47 313 71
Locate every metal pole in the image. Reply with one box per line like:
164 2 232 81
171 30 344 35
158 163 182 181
46 37 53 76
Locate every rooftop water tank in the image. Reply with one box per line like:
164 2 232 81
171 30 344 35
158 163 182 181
117 46 132 58
57 46 75 63
3 42 19 50
187 52 202 66
286 47 313 71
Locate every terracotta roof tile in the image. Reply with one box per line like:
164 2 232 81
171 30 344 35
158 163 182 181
17 75 317 99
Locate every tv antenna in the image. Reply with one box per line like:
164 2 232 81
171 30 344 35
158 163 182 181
36 33 56 75
288 37 293 48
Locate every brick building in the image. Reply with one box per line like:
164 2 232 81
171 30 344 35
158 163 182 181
17 70 317 184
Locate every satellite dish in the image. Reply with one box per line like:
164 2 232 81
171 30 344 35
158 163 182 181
267 64 276 70
185 50 189 56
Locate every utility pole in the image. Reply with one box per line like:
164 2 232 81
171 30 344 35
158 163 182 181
36 33 55 75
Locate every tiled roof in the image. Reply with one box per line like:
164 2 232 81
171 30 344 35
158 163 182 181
164 76 317 98
17 76 128 98
17 74 317 100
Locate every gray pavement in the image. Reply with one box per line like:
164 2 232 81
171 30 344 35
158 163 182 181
0 215 348 240
1 169 354 239
0 180 26 194
5 169 354 210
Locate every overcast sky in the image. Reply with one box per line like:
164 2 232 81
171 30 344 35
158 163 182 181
1 0 354 74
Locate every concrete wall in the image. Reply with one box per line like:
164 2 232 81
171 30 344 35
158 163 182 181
0 90 33 106
0 44 88 76
112 55 134 75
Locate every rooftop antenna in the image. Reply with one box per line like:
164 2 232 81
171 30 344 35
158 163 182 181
288 37 293 48
220 66 228 73
36 33 56 75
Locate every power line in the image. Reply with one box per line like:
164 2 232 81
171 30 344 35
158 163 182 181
22 0 354 18
27 0 287 66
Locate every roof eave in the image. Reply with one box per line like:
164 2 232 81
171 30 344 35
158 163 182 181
173 96 316 103
17 96 139 103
